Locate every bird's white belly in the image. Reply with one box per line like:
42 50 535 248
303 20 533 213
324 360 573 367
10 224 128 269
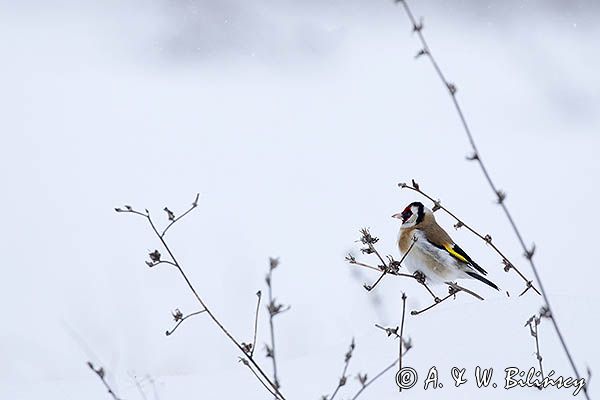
403 247 464 284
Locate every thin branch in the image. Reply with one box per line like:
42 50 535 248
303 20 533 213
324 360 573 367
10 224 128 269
362 312 413 399
249 291 262 357
353 230 427 295
350 356 403 400
239 358 280 399
265 257 288 393
165 309 207 336
395 1 587 395
160 193 199 238
411 286 460 316
116 196 285 400
398 293 407 392
526 310 549 389
145 375 160 400
446 281 484 301
362 234 418 292
326 339 356 400
146 260 177 269
129 373 148 400
87 362 122 400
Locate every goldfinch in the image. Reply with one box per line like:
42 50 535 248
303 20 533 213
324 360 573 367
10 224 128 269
393 202 499 291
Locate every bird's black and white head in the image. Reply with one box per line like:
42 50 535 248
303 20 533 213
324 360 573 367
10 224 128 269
392 202 430 228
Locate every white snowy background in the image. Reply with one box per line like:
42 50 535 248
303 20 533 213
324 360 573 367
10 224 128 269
1 0 599 399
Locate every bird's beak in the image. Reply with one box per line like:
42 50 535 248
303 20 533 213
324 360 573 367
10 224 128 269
392 213 403 220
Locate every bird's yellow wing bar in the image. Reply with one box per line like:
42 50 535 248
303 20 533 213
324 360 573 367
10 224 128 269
443 243 469 263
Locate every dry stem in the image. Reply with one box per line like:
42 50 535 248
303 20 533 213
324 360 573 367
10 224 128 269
395 1 586 394
87 362 121 400
325 339 356 400
116 196 285 399
265 257 289 392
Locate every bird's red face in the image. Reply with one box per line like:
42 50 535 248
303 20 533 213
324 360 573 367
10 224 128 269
392 202 425 227
392 205 413 223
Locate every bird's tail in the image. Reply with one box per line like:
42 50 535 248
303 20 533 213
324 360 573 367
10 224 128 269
465 271 500 291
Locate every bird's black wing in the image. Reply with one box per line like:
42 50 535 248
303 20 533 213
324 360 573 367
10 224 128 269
451 244 488 276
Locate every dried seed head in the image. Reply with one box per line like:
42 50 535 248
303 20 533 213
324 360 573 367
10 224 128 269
149 250 161 262
412 17 424 32
539 306 551 319
163 207 175 221
359 228 379 245
238 357 250 366
466 152 479 161
415 48 428 59
172 308 183 322
265 344 274 358
496 190 507 204
524 244 536 260
241 342 253 354
357 373 368 386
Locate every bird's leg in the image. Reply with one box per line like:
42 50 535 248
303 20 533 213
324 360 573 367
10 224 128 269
413 271 440 302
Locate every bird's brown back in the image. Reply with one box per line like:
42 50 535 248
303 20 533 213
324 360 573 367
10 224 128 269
399 212 454 253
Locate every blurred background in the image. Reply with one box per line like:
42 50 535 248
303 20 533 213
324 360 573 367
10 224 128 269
1 0 599 399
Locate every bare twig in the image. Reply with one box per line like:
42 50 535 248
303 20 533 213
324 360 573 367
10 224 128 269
395 1 587 395
144 375 160 400
116 196 285 400
165 309 206 336
350 356 403 400
129 373 148 400
239 358 280 399
525 309 550 389
325 339 356 400
249 291 262 357
411 286 460 316
87 362 121 400
361 232 418 292
160 193 199 238
398 293 407 392
362 311 413 399
264 257 288 392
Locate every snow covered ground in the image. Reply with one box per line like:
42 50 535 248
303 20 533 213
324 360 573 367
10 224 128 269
1 1 599 399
